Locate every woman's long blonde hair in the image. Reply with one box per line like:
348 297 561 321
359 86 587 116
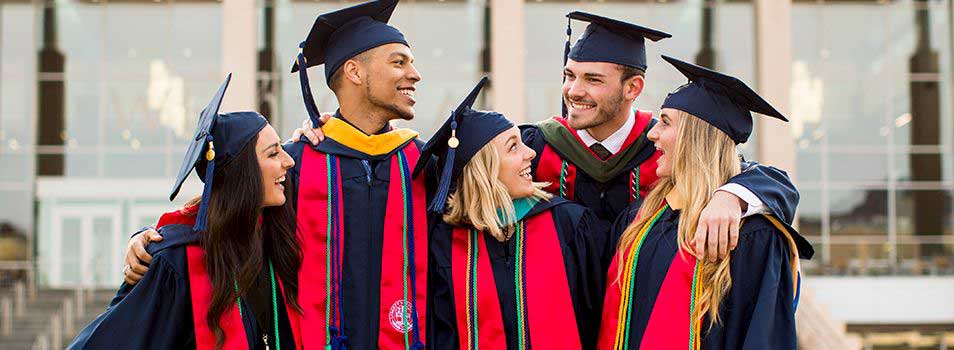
616 110 741 327
443 143 551 241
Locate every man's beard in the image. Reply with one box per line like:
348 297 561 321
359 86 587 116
366 75 414 121
370 96 414 121
566 90 625 130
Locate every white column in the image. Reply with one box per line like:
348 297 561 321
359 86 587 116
221 0 258 112
753 0 796 178
489 0 526 122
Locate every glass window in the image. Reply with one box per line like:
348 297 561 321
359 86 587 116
0 3 38 237
793 0 954 275
50 1 223 178
274 1 485 140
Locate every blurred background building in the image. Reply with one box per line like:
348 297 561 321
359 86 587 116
0 0 951 349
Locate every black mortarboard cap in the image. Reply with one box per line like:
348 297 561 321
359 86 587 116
290 0 408 128
169 74 268 231
561 11 670 116
565 11 671 71
412 77 514 213
660 55 788 144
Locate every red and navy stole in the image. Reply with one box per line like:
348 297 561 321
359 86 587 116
536 110 659 202
597 200 803 350
296 140 428 350
155 206 304 350
451 210 581 350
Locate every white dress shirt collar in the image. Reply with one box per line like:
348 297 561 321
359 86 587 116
576 109 636 155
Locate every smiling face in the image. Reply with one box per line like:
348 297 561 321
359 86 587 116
647 108 680 178
562 59 647 137
491 126 537 199
363 43 422 121
256 125 296 207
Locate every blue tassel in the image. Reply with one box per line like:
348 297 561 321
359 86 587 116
297 42 323 129
562 17 572 118
428 124 457 213
330 333 348 350
411 340 425 350
194 135 215 232
328 326 349 350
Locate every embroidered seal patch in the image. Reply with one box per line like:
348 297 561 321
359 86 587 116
388 300 413 333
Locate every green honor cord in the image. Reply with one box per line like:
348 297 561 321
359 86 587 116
234 260 281 349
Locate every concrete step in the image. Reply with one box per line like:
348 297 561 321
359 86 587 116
0 289 116 350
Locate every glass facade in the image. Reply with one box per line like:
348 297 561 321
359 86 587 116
0 2 39 240
792 0 954 275
0 0 952 287
273 0 486 140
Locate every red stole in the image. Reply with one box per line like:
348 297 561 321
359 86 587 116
451 211 581 349
597 251 625 350
636 150 661 199
539 144 578 199
155 206 304 350
295 142 428 349
638 252 696 349
596 240 696 350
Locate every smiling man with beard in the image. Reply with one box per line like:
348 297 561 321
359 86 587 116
122 1 433 350
280 1 433 349
520 12 801 261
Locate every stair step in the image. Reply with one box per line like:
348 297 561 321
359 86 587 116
0 289 117 350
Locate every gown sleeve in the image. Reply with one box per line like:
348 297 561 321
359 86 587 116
725 161 799 225
607 201 641 249
566 208 612 349
703 223 798 350
68 252 195 350
426 222 459 350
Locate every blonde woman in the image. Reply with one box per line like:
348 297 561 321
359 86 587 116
596 56 813 350
417 78 613 350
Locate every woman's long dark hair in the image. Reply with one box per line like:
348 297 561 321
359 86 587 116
200 133 301 349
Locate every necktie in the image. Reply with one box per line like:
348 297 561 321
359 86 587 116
590 143 612 160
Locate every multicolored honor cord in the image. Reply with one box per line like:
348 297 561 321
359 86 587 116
612 204 706 350
464 220 531 350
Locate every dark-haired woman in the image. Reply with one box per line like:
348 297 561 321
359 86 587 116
69 75 303 350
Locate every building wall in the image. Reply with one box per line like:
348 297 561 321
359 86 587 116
0 3 38 238
0 0 952 323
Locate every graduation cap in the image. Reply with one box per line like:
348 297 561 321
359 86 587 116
290 0 408 128
660 55 788 144
562 11 671 116
412 77 514 213
169 74 268 231
564 11 670 71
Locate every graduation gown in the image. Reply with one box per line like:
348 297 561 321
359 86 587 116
596 193 813 350
284 113 433 350
428 197 613 350
520 112 801 223
69 206 301 350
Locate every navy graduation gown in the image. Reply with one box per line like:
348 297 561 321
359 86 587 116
69 219 297 350
283 114 434 350
68 229 197 350
598 201 805 350
428 197 612 350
